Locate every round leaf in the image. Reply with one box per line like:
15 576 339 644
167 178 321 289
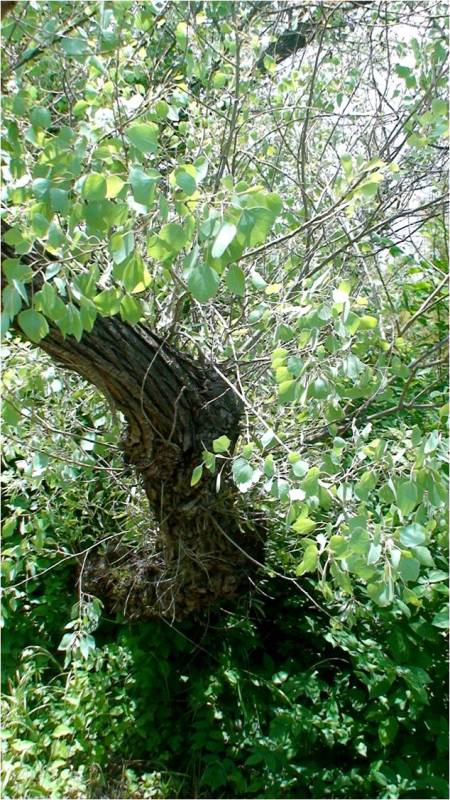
125 122 159 154
232 457 253 485
18 309 49 342
188 264 220 303
399 524 426 547
213 435 231 453
83 173 107 202
225 264 245 297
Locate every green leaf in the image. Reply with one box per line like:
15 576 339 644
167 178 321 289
50 188 70 214
275 367 292 383
355 472 377 502
57 303 83 341
262 455 273 478
12 740 36 754
129 167 159 206
175 166 197 195
52 724 74 739
18 309 49 342
3 259 32 284
110 231 135 264
296 544 318 574
2 285 22 319
378 717 399 747
359 315 377 330
12 91 27 115
79 297 97 332
431 98 447 116
225 264 245 297
278 379 296 403
213 71 229 88
155 100 169 119
212 223 237 258
75 265 99 299
2 400 21 427
94 288 122 316
61 36 89 56
232 457 253 485
301 467 320 497
423 430 439 454
395 64 412 78
175 21 187 49
125 122 159 154
100 30 119 53
239 206 275 247
202 450 216 472
213 435 231 454
34 283 66 322
127 254 151 293
367 542 382 565
276 323 295 342
120 294 143 325
79 633 96 658
84 200 123 236
358 182 379 198
367 579 394 607
160 222 187 251
398 555 420 583
30 106 51 129
118 254 146 292
3 227 25 246
188 264 220 303
191 464 203 486
399 524 426 547
32 178 51 201
82 173 107 201
73 99 90 117
342 353 365 380
432 606 449 629
396 480 418 515
30 210 50 238
147 235 172 261
291 460 309 478
58 632 76 651
251 270 267 289
292 516 316 535
309 376 330 400
106 175 125 198
413 546 434 567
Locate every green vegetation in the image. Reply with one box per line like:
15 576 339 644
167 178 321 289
1 1 448 798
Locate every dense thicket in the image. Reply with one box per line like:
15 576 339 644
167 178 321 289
1 2 448 798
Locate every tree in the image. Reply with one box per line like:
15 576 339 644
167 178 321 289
1 3 448 798
1 1 448 624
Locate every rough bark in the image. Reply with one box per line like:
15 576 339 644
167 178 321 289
0 2 17 20
2 235 266 620
42 318 266 619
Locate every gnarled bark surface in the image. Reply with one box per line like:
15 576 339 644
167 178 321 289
41 317 265 619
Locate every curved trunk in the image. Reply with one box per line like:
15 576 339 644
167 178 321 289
40 317 265 619
2 231 265 619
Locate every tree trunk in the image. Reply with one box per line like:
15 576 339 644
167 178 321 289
2 233 265 619
42 318 265 619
